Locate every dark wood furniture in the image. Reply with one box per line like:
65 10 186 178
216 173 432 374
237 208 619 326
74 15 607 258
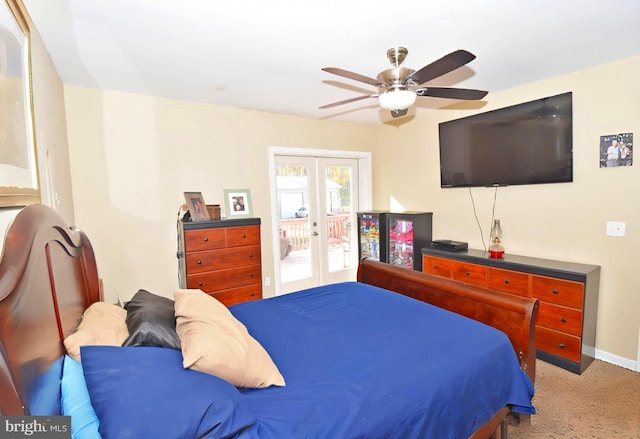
177 217 262 306
358 259 538 384
0 204 538 438
422 247 600 374
0 204 102 415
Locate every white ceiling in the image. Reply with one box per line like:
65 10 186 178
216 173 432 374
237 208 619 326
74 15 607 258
22 0 640 124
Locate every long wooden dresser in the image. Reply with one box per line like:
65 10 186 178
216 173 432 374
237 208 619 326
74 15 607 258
178 218 262 306
422 247 600 374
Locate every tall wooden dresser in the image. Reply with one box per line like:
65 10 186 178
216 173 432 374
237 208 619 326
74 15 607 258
178 217 262 306
421 247 600 374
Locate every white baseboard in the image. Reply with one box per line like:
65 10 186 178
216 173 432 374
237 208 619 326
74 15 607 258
595 348 637 371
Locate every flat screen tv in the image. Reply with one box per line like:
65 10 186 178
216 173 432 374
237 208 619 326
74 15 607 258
438 91 573 188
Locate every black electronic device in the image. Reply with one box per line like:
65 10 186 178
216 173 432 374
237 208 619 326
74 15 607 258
438 91 573 188
429 239 468 251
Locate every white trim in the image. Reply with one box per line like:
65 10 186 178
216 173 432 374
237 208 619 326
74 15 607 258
595 348 637 372
268 146 372 209
637 326 640 372
267 146 372 296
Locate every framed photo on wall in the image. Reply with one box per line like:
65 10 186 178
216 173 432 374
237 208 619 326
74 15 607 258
184 191 210 221
224 189 253 218
599 133 633 168
0 0 40 207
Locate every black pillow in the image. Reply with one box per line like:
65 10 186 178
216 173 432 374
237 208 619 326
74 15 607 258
122 289 181 350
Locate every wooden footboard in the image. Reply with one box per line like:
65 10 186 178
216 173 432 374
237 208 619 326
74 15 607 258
357 259 538 383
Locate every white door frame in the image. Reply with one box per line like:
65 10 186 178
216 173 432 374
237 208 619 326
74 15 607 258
268 146 372 296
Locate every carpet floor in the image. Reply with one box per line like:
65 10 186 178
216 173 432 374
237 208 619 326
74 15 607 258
507 359 640 439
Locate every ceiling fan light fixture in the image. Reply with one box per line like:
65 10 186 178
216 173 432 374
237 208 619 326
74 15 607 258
378 89 416 110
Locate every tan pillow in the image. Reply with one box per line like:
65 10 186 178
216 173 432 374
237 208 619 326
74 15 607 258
174 289 285 388
64 302 129 361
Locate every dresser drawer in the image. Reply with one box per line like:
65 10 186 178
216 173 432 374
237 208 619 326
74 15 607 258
187 264 262 291
451 261 486 286
487 267 530 297
536 325 581 362
186 245 261 274
207 284 262 307
184 228 226 252
422 256 452 277
537 302 583 337
226 226 260 247
533 276 584 309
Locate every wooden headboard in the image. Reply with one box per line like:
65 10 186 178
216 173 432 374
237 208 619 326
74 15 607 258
0 204 102 415
358 259 539 384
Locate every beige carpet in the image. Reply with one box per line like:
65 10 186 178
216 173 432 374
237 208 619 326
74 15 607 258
507 359 640 439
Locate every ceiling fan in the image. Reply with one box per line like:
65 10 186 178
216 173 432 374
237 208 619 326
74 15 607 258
319 47 488 118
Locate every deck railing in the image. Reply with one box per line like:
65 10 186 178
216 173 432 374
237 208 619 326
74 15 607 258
279 214 351 250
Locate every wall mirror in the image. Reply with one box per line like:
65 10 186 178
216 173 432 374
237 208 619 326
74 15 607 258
0 0 39 207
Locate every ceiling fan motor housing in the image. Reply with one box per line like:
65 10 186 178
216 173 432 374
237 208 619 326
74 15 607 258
386 47 408 66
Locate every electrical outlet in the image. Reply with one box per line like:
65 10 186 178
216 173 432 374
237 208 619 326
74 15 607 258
606 221 625 237
264 276 271 287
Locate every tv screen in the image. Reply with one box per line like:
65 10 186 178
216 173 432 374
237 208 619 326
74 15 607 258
439 92 573 188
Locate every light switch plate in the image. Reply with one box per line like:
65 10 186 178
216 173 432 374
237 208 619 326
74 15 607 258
606 221 625 237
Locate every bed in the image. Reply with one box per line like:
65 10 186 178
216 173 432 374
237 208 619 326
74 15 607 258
0 204 538 438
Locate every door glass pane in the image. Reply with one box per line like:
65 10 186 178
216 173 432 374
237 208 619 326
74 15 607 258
358 213 381 261
388 219 414 269
325 165 354 273
276 163 313 284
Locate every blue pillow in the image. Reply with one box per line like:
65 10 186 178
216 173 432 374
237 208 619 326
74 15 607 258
61 355 100 439
80 346 257 439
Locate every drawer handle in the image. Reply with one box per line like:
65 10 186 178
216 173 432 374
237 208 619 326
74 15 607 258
249 253 254 258
465 271 470 276
559 343 566 349
242 233 247 238
198 281 203 287
249 273 254 278
203 237 208 242
197 260 202 265
560 317 567 323
433 264 438 269
250 292 255 296
503 279 510 284
552 288 558 294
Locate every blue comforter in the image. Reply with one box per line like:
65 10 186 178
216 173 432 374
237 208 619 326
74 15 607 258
76 281 534 439
231 282 535 439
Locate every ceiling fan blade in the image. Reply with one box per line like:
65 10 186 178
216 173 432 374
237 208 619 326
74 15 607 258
390 108 408 118
319 94 377 109
417 87 488 100
322 67 382 87
406 49 476 85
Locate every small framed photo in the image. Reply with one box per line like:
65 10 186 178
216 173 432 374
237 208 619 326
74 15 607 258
224 189 253 218
184 191 210 221
599 133 633 168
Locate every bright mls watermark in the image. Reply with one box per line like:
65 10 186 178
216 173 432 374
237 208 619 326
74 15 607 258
0 416 70 438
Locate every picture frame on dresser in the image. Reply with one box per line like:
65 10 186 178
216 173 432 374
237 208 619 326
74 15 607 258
224 188 253 218
184 191 210 221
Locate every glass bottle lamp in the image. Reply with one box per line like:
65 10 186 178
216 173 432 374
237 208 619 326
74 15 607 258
489 219 505 258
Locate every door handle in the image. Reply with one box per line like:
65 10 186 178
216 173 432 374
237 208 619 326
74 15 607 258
312 231 319 236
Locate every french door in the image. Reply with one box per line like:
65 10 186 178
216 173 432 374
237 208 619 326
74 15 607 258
273 155 359 294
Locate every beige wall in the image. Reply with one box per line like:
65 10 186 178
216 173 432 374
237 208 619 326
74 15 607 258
373 55 640 367
0 2 73 240
63 88 377 302
30 24 75 222
63 56 638 367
